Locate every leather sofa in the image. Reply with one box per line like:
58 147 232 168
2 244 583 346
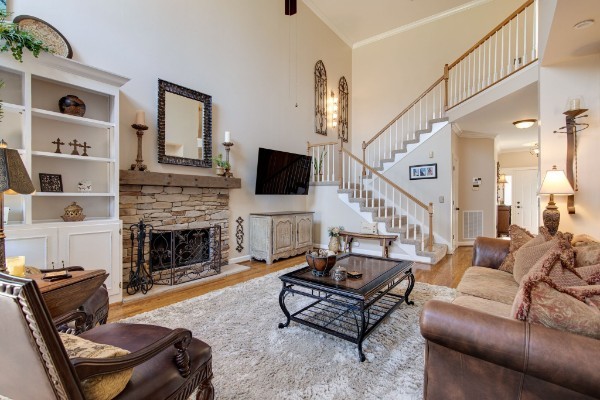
420 237 600 400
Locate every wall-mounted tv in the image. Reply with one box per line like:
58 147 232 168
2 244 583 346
255 147 312 195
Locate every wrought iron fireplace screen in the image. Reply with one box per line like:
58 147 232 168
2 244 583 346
149 225 222 285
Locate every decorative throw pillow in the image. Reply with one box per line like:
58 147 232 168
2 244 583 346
512 235 555 283
576 264 600 285
511 275 600 339
59 333 133 400
498 225 534 273
574 241 600 268
518 237 585 287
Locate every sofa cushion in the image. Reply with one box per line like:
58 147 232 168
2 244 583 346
574 241 600 268
59 332 133 400
576 263 600 285
452 295 512 318
457 267 519 305
511 276 600 340
512 235 556 283
498 225 534 273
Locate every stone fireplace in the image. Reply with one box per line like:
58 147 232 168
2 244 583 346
120 170 241 290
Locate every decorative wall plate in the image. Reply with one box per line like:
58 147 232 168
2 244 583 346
13 15 73 59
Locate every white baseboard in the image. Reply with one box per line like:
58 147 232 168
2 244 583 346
457 241 474 247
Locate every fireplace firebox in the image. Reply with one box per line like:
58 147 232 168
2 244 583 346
149 225 222 285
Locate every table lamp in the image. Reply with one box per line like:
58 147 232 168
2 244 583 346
0 147 35 272
538 165 574 236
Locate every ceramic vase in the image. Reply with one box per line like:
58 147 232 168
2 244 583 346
328 236 340 253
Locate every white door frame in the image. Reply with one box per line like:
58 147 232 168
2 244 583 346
500 167 539 232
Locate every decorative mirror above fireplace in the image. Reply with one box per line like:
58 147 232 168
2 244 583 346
158 79 212 167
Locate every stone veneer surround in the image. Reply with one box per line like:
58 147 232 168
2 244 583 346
119 170 241 288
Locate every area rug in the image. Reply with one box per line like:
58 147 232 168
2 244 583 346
121 265 456 400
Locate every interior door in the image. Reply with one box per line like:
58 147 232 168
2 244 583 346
510 168 538 233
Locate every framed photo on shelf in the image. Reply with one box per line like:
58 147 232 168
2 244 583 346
39 173 63 192
409 163 437 180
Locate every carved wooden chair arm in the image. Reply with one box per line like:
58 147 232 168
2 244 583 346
72 328 193 380
53 310 88 334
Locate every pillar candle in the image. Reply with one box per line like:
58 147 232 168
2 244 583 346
6 256 25 277
224 131 231 143
135 110 146 125
570 98 580 111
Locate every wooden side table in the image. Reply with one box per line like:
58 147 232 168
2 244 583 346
29 270 108 318
339 230 397 258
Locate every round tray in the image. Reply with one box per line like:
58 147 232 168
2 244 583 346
13 15 73 59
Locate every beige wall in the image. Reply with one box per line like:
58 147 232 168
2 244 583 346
456 136 496 242
499 151 538 169
14 0 352 260
539 54 600 238
351 0 523 155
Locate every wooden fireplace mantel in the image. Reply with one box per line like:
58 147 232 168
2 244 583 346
120 170 241 189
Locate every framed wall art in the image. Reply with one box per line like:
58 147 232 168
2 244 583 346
39 173 63 192
409 163 437 180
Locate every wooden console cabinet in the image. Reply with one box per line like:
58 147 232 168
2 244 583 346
249 211 314 264
497 205 511 237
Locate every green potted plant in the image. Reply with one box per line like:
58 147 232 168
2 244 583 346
313 146 327 180
213 153 230 176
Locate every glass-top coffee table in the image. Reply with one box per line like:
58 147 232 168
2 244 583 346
278 253 414 361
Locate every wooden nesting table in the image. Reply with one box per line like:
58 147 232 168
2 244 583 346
29 269 108 318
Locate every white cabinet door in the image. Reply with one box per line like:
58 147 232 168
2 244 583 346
57 221 122 301
5 226 58 269
295 214 313 249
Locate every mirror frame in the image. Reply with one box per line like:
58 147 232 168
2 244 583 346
157 79 212 167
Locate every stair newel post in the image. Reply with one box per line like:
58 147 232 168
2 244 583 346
361 141 367 177
443 64 449 111
338 137 343 189
428 202 434 252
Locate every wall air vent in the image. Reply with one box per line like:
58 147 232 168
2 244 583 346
463 210 483 240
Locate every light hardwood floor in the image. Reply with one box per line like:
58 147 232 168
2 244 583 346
108 246 473 322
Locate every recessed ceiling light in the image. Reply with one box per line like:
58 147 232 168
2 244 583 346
574 19 595 30
513 119 537 129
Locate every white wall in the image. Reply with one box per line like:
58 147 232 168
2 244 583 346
13 0 352 259
499 150 538 169
456 135 496 242
539 54 600 238
384 125 453 246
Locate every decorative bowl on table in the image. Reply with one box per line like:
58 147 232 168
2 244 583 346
306 249 337 277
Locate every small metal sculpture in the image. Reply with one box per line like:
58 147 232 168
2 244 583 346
69 139 82 155
52 137 65 153
235 216 244 252
128 219 154 295
81 141 91 156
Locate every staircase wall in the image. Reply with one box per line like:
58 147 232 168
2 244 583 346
382 124 453 248
351 0 523 155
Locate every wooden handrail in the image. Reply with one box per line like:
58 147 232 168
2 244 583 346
447 0 534 69
307 141 338 149
364 76 445 147
342 148 430 211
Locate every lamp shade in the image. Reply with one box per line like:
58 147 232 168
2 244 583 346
0 148 35 195
498 174 508 184
539 166 574 195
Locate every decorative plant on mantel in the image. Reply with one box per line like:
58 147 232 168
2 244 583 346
212 153 230 176
0 10 50 122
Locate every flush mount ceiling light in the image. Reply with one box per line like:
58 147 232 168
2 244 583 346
574 19 595 30
513 119 537 129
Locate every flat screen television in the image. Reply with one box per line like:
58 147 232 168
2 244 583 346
255 147 312 195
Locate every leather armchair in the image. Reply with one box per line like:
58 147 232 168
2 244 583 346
0 272 214 400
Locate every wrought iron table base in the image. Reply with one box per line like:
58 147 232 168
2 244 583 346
278 269 415 362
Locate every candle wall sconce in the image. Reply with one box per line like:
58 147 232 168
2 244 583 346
552 100 588 214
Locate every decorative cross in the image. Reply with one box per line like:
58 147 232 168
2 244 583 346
69 139 83 156
52 138 65 154
81 141 92 157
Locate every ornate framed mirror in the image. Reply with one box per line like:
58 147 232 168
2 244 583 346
158 79 212 167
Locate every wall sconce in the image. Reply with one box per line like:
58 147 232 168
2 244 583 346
331 90 338 128
512 119 536 129
539 165 574 236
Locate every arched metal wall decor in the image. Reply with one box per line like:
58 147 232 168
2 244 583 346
314 60 327 135
338 76 349 142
